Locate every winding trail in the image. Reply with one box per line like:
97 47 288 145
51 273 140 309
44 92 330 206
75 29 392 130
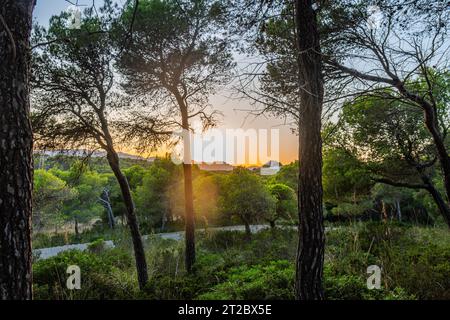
34 224 273 260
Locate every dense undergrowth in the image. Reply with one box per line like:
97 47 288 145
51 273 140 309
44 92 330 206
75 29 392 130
33 222 449 300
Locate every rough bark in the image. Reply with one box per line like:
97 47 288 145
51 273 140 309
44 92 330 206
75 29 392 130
425 185 450 226
295 0 325 300
183 162 196 272
179 102 196 273
421 175 450 227
106 150 148 289
0 0 35 300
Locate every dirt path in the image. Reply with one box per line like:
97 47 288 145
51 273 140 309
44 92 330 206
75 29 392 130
34 224 273 260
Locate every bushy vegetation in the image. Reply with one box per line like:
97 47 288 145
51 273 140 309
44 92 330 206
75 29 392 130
32 157 302 248
33 224 449 300
31 149 449 301
33 248 137 299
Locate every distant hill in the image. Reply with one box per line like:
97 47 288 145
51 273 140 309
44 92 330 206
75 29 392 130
34 149 156 162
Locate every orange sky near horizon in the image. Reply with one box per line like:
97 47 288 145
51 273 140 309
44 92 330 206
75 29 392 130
34 1 300 166
118 94 300 166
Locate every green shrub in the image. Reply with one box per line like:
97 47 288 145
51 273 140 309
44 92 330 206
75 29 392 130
325 223 449 299
33 249 136 300
32 233 68 249
88 238 107 254
199 228 297 265
143 275 203 300
197 260 295 300
323 266 414 300
142 250 229 300
386 243 450 299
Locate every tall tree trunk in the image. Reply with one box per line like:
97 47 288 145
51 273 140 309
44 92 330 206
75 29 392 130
418 174 450 227
423 182 450 227
183 162 196 272
106 150 148 289
0 0 35 300
180 109 196 273
161 211 167 231
395 199 402 222
174 89 196 273
381 200 388 223
74 218 79 239
295 0 325 300
422 106 450 205
242 218 252 240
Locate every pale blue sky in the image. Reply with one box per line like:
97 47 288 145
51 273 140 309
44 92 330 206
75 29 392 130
34 0 77 25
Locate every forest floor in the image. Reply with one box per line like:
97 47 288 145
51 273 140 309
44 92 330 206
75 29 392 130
32 222 450 300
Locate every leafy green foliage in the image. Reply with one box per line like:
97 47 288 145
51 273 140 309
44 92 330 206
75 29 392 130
322 148 372 203
197 260 295 300
59 164 108 227
193 174 221 226
135 164 172 232
219 168 275 232
33 248 136 300
266 183 297 226
33 169 76 231
269 161 299 193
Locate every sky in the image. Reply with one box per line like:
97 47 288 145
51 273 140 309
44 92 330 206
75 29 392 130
33 0 299 165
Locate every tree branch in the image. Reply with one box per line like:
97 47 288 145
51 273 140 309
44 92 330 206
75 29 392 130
372 177 428 190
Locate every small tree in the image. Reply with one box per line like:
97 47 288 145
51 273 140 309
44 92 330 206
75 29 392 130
328 90 450 226
322 147 372 204
135 164 171 232
33 169 75 233
63 166 108 236
266 183 297 228
194 174 220 227
117 0 233 272
219 168 275 238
